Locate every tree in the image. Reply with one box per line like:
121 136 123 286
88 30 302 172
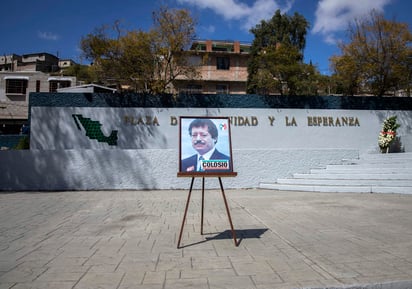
80 6 198 94
247 10 312 95
150 6 198 94
62 64 97 84
115 30 157 91
80 22 130 87
330 10 412 96
330 54 362 96
255 43 305 95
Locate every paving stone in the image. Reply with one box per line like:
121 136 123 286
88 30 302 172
8 281 75 289
116 270 145 287
0 283 16 289
0 267 48 283
251 272 283 285
191 256 232 270
73 272 124 289
164 277 209 289
34 269 85 282
180 268 237 279
142 271 166 285
232 260 275 275
155 257 191 271
208 275 256 289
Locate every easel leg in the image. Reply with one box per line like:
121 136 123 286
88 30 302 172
201 177 205 235
218 177 238 246
177 177 195 249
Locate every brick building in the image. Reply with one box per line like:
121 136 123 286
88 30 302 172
174 40 251 94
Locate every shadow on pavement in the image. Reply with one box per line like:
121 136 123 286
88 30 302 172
179 228 268 248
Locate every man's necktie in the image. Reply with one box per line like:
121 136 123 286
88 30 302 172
198 156 204 171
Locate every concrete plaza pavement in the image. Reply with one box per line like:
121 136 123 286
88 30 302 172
1 187 412 289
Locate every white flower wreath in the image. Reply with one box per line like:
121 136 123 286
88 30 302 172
378 130 396 149
378 116 400 152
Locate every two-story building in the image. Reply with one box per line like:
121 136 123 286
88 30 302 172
0 53 76 135
174 40 251 95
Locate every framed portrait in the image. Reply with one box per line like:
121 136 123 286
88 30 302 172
178 116 234 175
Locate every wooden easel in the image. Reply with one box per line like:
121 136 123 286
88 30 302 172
176 172 238 249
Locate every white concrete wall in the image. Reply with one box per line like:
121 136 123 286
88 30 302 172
2 105 411 191
0 149 358 191
29 107 412 154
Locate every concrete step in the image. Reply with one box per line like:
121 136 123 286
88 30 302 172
259 183 412 194
276 178 412 186
361 152 412 158
293 173 412 180
325 162 412 169
348 155 412 164
339 158 412 166
310 168 412 174
260 152 412 194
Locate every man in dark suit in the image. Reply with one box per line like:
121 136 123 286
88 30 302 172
181 118 230 172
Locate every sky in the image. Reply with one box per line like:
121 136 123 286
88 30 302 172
1 0 411 75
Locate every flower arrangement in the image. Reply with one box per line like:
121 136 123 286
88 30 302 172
378 116 401 153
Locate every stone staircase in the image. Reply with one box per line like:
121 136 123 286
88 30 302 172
259 152 412 194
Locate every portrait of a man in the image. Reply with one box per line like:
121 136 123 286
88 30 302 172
179 117 233 173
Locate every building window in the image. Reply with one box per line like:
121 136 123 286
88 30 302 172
180 84 202 94
212 46 228 52
36 80 41 92
216 57 230 70
187 56 202 66
216 84 229 94
49 80 71 92
5 79 28 94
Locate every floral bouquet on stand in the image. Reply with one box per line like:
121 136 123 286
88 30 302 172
378 116 401 153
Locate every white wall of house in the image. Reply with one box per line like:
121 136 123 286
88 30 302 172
0 71 76 103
